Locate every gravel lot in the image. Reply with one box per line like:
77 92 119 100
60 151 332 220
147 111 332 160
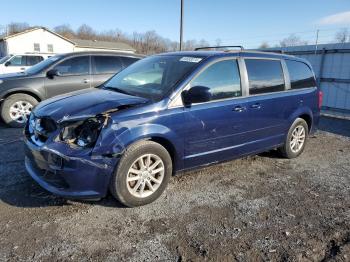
0 116 349 261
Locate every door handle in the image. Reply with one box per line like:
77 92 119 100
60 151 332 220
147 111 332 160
20 68 25 70
250 103 261 109
233 106 246 112
83 79 90 83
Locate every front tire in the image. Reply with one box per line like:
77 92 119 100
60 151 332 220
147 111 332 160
110 140 172 207
279 118 309 159
1 94 38 128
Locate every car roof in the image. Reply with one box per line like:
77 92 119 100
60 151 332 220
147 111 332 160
58 51 144 59
156 50 307 63
8 53 52 56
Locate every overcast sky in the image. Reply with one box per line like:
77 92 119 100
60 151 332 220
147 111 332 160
1 0 349 47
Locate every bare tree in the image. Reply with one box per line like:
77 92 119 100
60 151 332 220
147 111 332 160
182 39 197 51
130 31 169 54
198 39 209 48
0 25 6 37
3 21 216 55
259 41 270 48
7 22 30 35
169 41 179 51
54 24 75 39
335 28 349 43
76 24 96 40
279 34 308 47
113 29 126 41
215 38 222 46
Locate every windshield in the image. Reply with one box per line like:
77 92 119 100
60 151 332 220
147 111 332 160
0 55 11 64
25 55 63 74
103 55 203 100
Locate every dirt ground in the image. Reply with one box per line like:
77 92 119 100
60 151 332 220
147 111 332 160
0 116 349 261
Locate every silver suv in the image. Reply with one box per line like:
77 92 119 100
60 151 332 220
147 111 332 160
0 51 143 127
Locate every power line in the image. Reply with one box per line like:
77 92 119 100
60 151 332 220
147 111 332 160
206 27 349 46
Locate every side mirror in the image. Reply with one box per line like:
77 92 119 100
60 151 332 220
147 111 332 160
46 69 60 79
182 86 212 106
4 61 10 67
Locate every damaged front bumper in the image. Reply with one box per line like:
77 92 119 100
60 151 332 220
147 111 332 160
24 134 118 200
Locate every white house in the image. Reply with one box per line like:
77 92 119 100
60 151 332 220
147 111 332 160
0 27 135 57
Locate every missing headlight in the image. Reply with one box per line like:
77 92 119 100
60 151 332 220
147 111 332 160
59 117 105 148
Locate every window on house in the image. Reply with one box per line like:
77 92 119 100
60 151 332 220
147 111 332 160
34 43 40 52
47 44 53 53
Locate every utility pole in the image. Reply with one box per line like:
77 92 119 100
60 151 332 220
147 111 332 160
314 29 319 55
179 0 184 51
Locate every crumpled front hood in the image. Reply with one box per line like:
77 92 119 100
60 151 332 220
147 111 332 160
33 88 148 122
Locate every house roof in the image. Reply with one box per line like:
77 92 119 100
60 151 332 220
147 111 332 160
0 27 75 44
71 38 135 52
0 26 135 52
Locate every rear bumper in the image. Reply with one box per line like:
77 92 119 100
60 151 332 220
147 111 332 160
24 137 118 200
310 110 321 134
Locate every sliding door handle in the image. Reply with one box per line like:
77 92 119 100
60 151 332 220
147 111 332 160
250 103 261 109
233 106 246 112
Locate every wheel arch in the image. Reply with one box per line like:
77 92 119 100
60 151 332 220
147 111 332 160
95 123 184 172
123 135 180 173
146 136 178 171
2 89 43 102
288 107 314 134
298 113 312 133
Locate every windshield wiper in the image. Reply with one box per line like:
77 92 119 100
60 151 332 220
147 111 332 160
102 85 133 96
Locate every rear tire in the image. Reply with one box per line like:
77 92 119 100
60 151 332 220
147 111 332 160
1 94 38 128
279 118 309 159
109 140 172 207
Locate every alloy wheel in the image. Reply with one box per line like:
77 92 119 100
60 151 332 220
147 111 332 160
290 125 306 153
126 154 165 198
9 101 33 124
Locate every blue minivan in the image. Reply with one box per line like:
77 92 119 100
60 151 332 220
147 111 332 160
24 48 322 207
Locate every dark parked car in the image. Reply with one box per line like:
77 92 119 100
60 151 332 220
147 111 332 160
24 48 322 207
0 51 142 127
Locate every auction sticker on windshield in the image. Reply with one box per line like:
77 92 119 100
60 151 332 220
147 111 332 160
179 57 202 63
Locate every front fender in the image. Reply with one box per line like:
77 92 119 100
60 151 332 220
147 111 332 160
92 122 183 168
0 87 44 101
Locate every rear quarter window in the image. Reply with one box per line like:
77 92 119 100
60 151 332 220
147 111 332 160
285 60 316 89
121 57 139 67
245 59 285 95
92 56 123 74
26 56 44 66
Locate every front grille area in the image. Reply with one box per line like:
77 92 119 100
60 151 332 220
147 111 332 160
26 114 57 146
28 158 69 189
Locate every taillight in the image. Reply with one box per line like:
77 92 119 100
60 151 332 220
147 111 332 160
318 90 323 109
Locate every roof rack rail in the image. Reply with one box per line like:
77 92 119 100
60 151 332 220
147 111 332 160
257 49 285 54
194 45 244 51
